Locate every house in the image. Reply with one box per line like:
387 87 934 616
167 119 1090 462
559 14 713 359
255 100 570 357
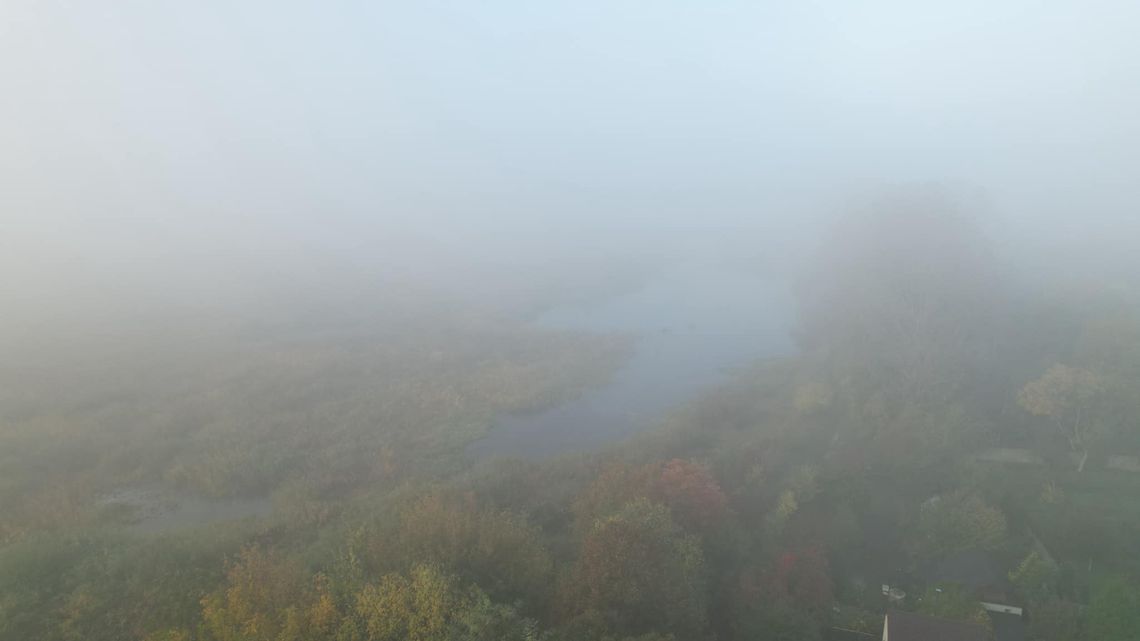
917 549 1027 641
920 550 1024 616
882 610 988 641
988 611 1025 641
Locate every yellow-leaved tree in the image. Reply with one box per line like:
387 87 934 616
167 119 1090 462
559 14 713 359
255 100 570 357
1018 364 1105 472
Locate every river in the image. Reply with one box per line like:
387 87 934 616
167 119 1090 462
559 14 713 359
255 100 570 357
468 260 796 459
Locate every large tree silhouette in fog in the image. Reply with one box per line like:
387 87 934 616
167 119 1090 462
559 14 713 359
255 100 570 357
796 195 1005 466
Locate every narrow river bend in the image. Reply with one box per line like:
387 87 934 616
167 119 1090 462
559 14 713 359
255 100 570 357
469 260 796 459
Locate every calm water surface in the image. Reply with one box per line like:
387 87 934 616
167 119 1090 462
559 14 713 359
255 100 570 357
469 260 795 459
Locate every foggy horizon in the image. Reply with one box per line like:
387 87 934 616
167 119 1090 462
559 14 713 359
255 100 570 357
4 1 1139 336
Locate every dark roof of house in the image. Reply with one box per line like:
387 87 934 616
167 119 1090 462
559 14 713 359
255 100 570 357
989 611 1026 641
919 549 1022 606
885 610 989 641
920 549 1005 591
824 627 876 641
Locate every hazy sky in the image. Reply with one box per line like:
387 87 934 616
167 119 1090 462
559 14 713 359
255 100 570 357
3 1 1138 324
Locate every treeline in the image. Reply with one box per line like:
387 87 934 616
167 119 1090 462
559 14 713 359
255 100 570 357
3 199 1140 640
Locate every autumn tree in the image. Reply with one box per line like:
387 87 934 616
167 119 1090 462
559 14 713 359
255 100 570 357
200 546 307 641
763 546 834 612
1008 550 1059 605
1019 364 1105 471
354 565 462 641
350 564 539 641
652 459 729 532
764 466 819 540
572 499 708 639
571 463 657 533
729 546 832 641
389 493 553 602
914 491 1007 558
448 590 538 641
572 459 727 536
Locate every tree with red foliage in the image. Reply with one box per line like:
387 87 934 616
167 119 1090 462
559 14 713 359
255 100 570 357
760 546 834 612
572 459 728 539
651 459 729 532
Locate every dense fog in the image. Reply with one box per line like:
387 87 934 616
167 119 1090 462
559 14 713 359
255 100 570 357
3 1 1138 337
2 3 1139 641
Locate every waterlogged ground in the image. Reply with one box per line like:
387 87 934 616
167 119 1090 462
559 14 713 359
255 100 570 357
469 260 795 459
98 487 272 535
